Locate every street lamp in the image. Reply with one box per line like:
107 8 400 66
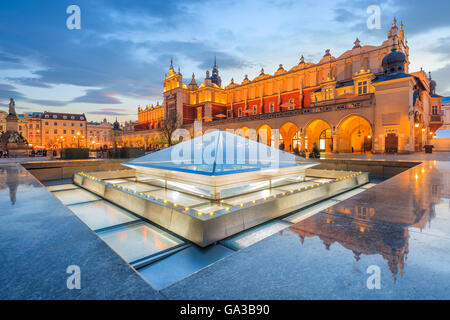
57 136 65 158
76 132 81 148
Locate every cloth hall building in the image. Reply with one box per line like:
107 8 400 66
123 20 443 154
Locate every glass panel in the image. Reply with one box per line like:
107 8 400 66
104 178 131 184
139 245 233 290
46 184 79 192
275 180 318 192
221 220 291 251
220 181 269 199
283 199 339 224
331 188 366 201
310 178 334 183
124 130 314 176
52 189 100 205
193 202 228 214
223 188 283 206
144 189 207 207
68 200 139 230
116 182 161 193
99 222 184 263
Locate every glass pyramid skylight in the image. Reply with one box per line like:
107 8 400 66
124 130 314 176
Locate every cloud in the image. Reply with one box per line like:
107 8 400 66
7 77 53 88
26 99 69 107
332 0 450 36
334 8 359 23
432 64 450 96
0 83 25 100
430 37 450 60
87 108 131 116
72 90 122 104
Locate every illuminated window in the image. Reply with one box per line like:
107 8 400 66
358 81 368 95
324 88 333 100
432 105 438 115
269 103 274 113
197 107 202 121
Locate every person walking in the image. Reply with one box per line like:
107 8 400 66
309 142 320 159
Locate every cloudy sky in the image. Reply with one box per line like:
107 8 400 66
1 0 449 122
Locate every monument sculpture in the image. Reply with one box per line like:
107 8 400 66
0 98 29 157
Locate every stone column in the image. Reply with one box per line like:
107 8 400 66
332 134 339 153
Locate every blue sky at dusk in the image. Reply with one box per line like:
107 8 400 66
1 0 450 122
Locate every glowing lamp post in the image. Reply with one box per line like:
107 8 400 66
76 132 81 148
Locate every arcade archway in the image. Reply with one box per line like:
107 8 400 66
257 124 273 146
304 119 332 153
337 115 373 153
279 122 300 152
236 126 256 140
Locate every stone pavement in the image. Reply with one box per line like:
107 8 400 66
0 162 163 299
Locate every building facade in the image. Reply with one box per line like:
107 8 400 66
40 112 87 149
441 97 450 125
123 20 443 154
87 118 114 149
137 102 164 130
26 113 43 148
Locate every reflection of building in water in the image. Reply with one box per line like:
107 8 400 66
289 176 441 279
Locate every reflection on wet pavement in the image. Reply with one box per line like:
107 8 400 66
2 159 450 299
161 161 450 299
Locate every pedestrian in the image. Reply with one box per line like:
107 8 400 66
309 142 320 159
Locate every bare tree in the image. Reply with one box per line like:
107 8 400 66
161 112 179 146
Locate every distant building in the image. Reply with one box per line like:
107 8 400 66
87 118 114 149
137 102 164 130
25 112 43 148
442 97 450 125
40 111 87 148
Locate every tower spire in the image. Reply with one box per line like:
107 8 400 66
210 57 221 86
391 35 397 52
